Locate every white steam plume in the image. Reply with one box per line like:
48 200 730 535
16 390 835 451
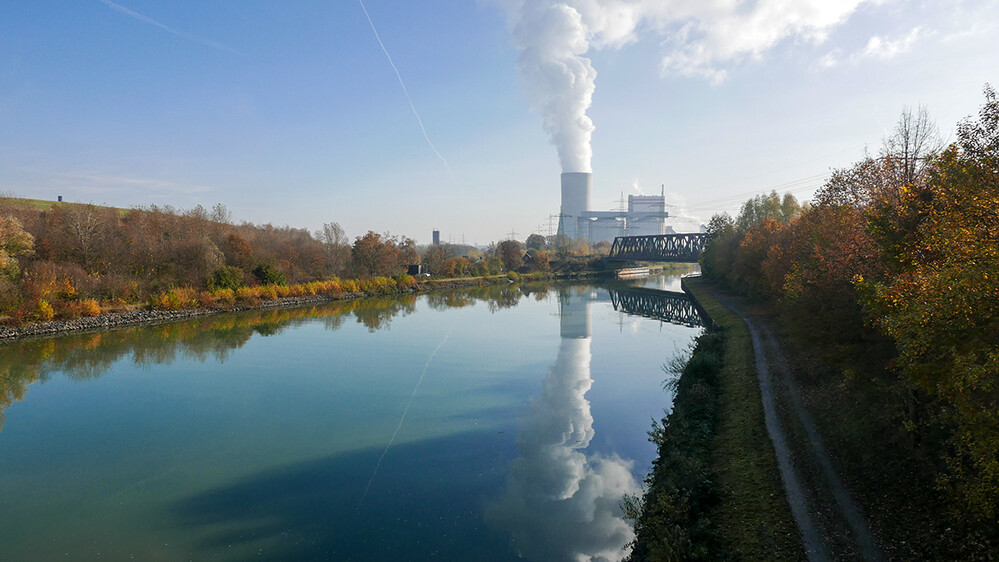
502 0 874 172
510 3 597 173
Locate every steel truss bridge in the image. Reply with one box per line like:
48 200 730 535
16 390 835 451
608 233 708 262
609 287 703 328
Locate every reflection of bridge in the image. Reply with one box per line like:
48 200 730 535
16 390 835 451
608 233 708 262
609 287 703 327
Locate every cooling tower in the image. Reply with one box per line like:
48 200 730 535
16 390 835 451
557 172 592 239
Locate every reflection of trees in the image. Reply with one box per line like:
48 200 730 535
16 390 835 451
425 290 478 310
0 283 581 433
0 340 48 430
424 283 547 313
0 299 405 430
485 284 524 313
350 296 416 332
521 283 552 303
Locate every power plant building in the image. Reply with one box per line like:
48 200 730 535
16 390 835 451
557 172 671 243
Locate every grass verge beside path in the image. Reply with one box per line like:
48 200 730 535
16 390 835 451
682 276 803 559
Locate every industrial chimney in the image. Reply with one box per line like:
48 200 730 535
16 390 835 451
557 172 592 239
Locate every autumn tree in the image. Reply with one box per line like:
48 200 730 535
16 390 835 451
440 256 471 277
699 213 737 284
422 243 456 275
549 234 572 260
525 233 547 251
350 231 417 277
0 215 34 281
60 204 117 273
732 217 782 295
736 190 800 232
881 105 943 189
226 233 254 270
496 240 524 270
861 86 999 521
316 221 350 276
529 250 550 271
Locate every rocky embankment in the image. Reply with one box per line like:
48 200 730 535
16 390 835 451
0 277 505 342
0 294 352 341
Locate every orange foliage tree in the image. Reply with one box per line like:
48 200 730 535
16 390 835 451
860 86 999 521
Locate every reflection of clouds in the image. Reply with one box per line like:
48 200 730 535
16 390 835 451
486 336 639 562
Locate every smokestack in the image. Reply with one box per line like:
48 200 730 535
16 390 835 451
558 172 592 239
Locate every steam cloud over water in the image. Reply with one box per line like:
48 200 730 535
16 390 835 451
503 0 874 173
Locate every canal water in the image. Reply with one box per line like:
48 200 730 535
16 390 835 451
0 274 701 561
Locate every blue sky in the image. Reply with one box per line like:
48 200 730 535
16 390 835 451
2 1 997 245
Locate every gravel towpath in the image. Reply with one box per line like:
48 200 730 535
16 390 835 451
706 286 883 562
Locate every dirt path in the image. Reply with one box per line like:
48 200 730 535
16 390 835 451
706 286 883 561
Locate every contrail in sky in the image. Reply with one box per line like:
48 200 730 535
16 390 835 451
357 0 457 185
100 0 240 54
357 324 453 507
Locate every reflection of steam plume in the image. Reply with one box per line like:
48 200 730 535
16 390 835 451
486 295 638 561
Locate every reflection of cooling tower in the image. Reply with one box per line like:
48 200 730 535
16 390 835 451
559 293 591 339
557 172 592 239
484 288 639 560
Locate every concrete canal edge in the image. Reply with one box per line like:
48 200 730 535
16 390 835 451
679 276 805 559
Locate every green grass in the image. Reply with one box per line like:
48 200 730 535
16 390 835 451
0 197 129 215
682 276 803 559
0 197 67 211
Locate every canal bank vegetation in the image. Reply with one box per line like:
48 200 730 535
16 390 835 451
626 329 724 560
627 278 803 561
697 87 998 557
0 197 581 328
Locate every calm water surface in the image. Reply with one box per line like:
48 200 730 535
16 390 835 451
0 275 700 561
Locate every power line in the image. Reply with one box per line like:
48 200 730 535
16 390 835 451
690 173 829 206
686 173 831 212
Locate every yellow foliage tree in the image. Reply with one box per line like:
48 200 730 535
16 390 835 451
0 215 34 281
863 86 999 521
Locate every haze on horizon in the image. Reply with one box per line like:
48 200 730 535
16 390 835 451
1 0 997 245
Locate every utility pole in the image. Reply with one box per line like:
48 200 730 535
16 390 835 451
507 228 518 241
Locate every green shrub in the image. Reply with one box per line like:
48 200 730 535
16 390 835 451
251 263 286 286
209 265 244 291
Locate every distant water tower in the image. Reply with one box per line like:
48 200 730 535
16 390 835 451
432 229 440 245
